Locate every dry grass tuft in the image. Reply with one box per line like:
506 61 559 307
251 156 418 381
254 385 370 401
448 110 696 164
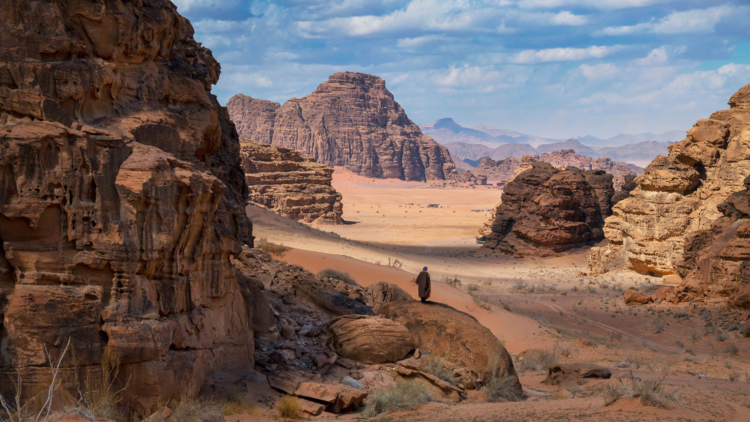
172 395 223 422
363 380 432 417
255 237 291 256
220 390 257 416
423 355 456 385
277 395 301 420
602 373 680 409
485 354 522 403
317 268 357 285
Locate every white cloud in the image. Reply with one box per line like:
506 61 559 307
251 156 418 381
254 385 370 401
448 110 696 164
599 5 748 36
227 72 273 87
513 46 616 64
517 0 665 10
579 63 618 80
635 46 668 66
550 11 587 25
397 35 444 49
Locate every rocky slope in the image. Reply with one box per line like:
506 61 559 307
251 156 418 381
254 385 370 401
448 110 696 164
240 139 343 224
481 157 615 257
227 74 457 182
0 0 271 412
589 84 750 279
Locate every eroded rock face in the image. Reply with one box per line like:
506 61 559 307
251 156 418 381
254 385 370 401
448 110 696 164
227 73 457 181
240 139 343 224
481 158 615 257
589 85 750 277
327 315 416 364
0 0 269 411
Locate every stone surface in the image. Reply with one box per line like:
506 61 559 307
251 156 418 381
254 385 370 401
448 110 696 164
624 289 653 305
365 282 414 312
394 366 464 403
327 315 416 364
543 364 612 386
0 0 271 412
377 301 519 393
227 73 457 181
589 84 750 277
239 139 343 224
481 158 616 257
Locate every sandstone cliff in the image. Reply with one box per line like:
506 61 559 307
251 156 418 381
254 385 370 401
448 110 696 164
227 73 457 182
481 157 615 256
240 139 343 224
589 84 750 277
0 0 272 411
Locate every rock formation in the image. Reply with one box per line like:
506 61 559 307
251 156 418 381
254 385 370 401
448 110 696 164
481 158 616 256
239 139 343 224
474 150 639 190
227 73 457 182
0 0 273 412
451 169 487 185
589 84 750 278
327 315 416 364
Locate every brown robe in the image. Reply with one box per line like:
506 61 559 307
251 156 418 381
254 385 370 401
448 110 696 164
416 271 431 299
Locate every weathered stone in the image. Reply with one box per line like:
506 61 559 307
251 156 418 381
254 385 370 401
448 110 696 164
590 84 750 279
239 139 343 224
227 73 457 181
0 0 271 412
378 301 520 397
543 364 612 386
481 158 616 257
624 289 652 305
327 315 416 364
394 366 464 403
365 282 414 312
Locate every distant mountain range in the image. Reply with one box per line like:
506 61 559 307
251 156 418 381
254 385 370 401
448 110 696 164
420 118 683 168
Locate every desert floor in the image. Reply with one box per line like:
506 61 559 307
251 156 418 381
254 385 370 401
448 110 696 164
239 168 750 421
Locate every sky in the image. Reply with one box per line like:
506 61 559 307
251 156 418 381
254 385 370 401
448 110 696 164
174 0 750 139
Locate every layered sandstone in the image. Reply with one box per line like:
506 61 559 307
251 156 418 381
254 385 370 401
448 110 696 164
589 84 750 277
482 158 615 256
0 0 272 412
227 73 457 181
239 139 343 224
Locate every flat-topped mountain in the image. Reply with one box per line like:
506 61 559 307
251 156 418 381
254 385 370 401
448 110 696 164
228 73 457 182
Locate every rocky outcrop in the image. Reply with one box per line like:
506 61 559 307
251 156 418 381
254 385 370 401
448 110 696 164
227 73 457 182
450 169 487 185
365 282 413 313
239 139 343 224
378 301 519 390
589 85 750 277
327 315 416 364
474 156 520 185
0 0 272 412
481 158 616 257
537 149 641 191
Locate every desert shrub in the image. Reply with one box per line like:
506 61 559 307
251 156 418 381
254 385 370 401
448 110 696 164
466 284 479 292
470 292 492 310
684 347 695 356
423 355 455 385
172 396 223 422
485 355 522 403
276 395 301 419
443 276 462 289
363 380 433 417
724 343 739 355
743 326 750 338
255 237 290 257
651 318 664 334
220 390 257 416
729 371 741 383
318 268 356 285
513 280 528 291
715 332 728 342
603 374 679 408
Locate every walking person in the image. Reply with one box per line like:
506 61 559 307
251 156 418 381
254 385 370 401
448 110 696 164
416 266 431 303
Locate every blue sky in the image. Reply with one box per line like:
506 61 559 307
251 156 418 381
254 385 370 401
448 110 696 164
175 0 750 139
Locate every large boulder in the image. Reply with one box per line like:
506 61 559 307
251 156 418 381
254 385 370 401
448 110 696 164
227 73 457 182
327 315 416 364
365 282 414 312
377 301 519 392
481 158 616 257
